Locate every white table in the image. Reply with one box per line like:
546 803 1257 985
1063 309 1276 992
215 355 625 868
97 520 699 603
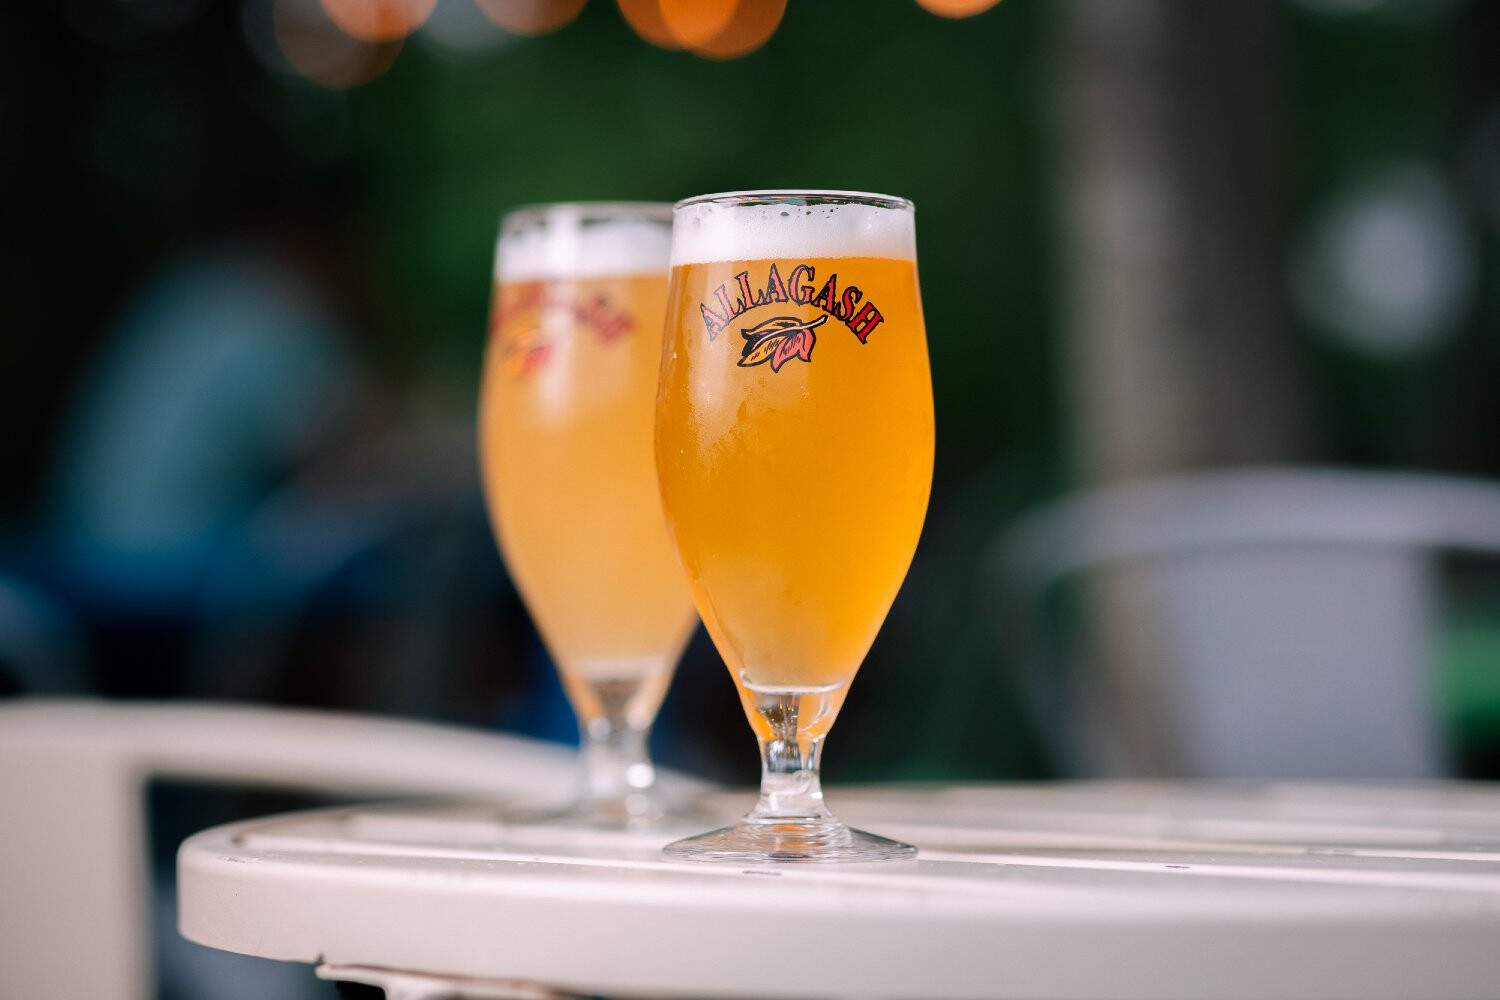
178 782 1500 1000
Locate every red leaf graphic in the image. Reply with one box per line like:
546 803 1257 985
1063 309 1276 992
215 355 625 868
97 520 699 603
503 340 552 378
793 328 814 361
769 329 813 372
738 314 826 373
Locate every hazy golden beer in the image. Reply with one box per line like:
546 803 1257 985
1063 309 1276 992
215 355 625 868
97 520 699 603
656 204 934 746
479 206 696 775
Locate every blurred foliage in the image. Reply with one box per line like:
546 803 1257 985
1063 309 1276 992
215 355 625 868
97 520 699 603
1283 0 1500 469
2 0 1063 512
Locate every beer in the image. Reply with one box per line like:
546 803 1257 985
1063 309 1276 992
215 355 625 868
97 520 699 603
658 255 932 725
656 192 931 862
478 205 695 822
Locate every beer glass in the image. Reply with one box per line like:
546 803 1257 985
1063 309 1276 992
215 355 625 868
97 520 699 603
479 203 697 828
655 191 934 861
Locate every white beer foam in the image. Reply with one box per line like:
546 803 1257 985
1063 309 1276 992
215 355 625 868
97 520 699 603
671 191 916 266
495 213 671 281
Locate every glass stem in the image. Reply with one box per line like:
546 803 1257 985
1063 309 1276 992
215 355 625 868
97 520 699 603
579 716 658 807
748 692 832 822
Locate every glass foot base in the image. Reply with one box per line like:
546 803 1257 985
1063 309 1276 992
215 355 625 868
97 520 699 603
663 817 916 863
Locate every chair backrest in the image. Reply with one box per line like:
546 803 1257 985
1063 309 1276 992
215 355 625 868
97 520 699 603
0 700 599 1000
991 468 1500 780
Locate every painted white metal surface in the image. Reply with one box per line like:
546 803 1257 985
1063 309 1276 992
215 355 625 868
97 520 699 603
0 699 589 1000
179 782 1500 1000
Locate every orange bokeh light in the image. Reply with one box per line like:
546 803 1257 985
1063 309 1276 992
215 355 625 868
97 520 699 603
658 0 738 48
689 0 784 60
276 0 401 88
476 0 589 36
319 0 437 42
615 0 682 50
915 0 1002 18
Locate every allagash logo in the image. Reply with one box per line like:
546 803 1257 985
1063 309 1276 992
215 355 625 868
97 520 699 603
738 315 826 373
698 264 884 374
490 281 635 379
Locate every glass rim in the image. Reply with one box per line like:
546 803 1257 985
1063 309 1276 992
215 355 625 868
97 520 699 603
498 201 674 232
673 189 914 212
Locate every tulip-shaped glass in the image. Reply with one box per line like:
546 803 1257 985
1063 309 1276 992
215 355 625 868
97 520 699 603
479 203 698 828
655 191 934 861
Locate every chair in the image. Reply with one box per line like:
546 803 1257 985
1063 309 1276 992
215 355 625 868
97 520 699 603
990 468 1500 780
0 699 586 1000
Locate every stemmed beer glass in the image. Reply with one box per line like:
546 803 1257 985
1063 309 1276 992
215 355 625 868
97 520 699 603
654 191 934 861
479 203 698 828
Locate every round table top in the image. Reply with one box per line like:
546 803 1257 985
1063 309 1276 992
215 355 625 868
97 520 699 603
178 781 1500 1000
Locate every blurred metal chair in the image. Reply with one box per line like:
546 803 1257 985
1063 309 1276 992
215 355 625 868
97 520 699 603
991 468 1500 780
0 699 583 1000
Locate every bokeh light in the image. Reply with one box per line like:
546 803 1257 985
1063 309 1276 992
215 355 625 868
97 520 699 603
914 0 1003 19
319 0 438 42
657 0 738 48
417 0 519 57
273 0 402 89
689 0 785 60
475 0 589 36
1291 163 1476 357
616 0 684 50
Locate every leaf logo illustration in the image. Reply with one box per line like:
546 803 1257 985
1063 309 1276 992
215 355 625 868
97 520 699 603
737 314 827 373
500 321 552 379
504 343 552 378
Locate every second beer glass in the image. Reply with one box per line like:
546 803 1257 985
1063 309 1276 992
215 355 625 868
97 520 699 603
479 203 697 828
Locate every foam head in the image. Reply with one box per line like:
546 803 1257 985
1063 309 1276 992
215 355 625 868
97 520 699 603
494 203 672 282
670 190 917 266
